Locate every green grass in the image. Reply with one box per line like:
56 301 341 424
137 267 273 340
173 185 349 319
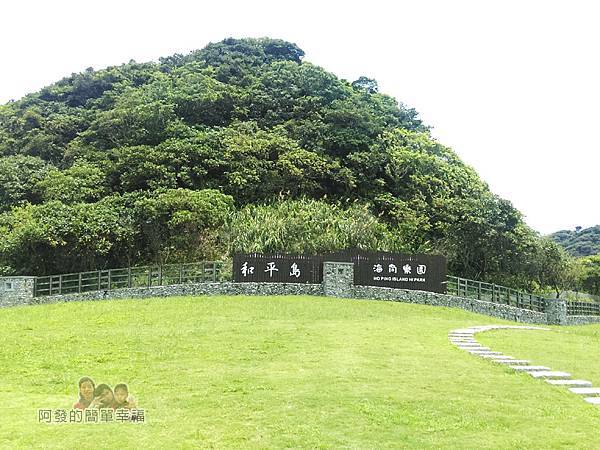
479 325 600 391
1 295 600 449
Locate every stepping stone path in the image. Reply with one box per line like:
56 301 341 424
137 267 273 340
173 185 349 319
493 359 530 365
547 379 593 387
529 371 572 379
509 365 551 371
568 387 600 395
449 325 599 406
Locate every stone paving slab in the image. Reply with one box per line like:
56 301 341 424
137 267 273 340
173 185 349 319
509 365 551 371
546 379 592 387
584 397 600 405
568 387 600 395
529 371 571 379
471 350 501 355
480 354 514 359
465 350 492 353
493 359 530 365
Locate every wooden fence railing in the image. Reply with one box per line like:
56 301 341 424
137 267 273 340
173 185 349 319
32 262 600 316
33 262 224 297
446 276 547 313
566 301 600 316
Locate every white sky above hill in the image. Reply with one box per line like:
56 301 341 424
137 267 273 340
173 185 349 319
1 0 598 234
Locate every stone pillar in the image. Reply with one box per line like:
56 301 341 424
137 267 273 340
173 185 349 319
545 298 567 325
323 261 354 298
0 276 36 307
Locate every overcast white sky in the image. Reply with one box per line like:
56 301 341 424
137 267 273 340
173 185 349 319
1 0 598 234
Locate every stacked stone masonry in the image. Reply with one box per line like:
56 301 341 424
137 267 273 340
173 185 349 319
0 277 35 307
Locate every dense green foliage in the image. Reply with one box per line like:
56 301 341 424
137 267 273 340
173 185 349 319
226 199 409 255
0 37 582 294
579 254 600 296
0 189 232 275
551 225 600 257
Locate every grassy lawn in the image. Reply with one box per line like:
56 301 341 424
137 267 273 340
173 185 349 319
1 295 600 449
479 325 600 391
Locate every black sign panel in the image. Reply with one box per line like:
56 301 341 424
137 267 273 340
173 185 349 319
233 250 447 293
233 253 321 284
351 253 447 293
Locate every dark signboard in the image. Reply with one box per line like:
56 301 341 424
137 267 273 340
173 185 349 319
351 253 447 293
233 250 446 293
233 253 322 284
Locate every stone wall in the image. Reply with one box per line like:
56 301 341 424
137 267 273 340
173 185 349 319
565 316 600 326
26 278 546 325
351 285 549 324
2 261 600 326
0 277 35 307
317 261 549 324
28 282 323 305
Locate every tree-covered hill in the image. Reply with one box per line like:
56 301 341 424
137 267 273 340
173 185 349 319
550 225 600 257
0 38 571 293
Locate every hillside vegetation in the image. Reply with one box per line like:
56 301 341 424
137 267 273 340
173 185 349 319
0 37 577 293
551 225 600 257
549 226 600 296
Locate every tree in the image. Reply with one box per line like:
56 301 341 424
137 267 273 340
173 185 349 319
133 189 234 264
352 76 378 94
580 254 600 296
534 239 579 298
0 200 136 275
0 155 50 210
37 161 108 203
